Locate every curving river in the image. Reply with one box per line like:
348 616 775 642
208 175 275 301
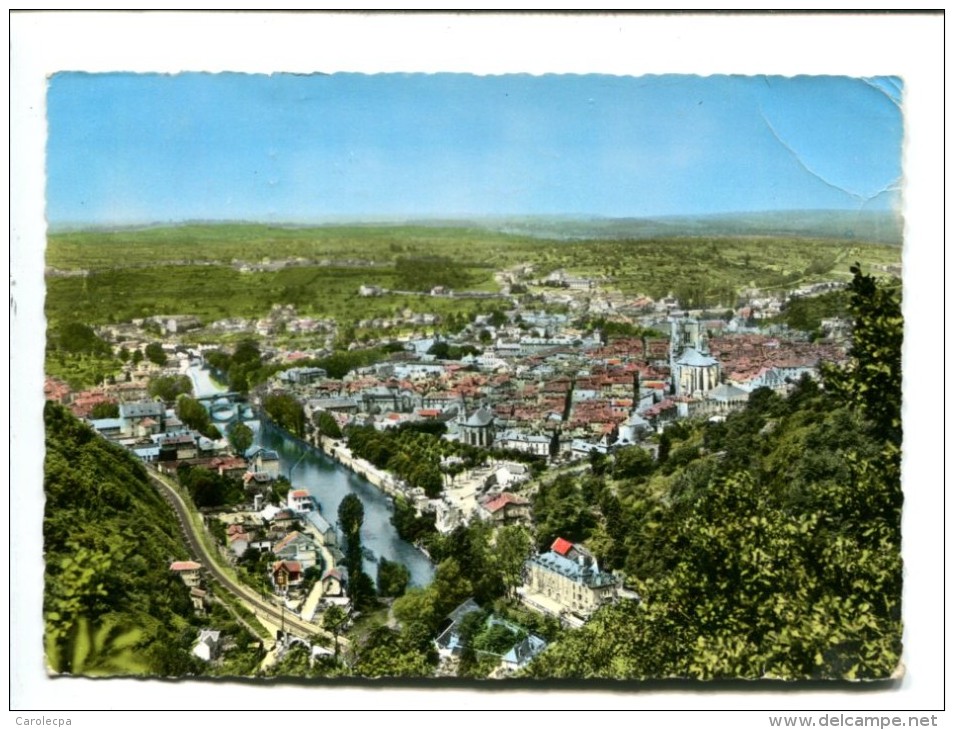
187 364 434 587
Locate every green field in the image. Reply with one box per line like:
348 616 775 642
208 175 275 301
45 223 902 330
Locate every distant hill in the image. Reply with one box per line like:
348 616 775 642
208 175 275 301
49 209 903 245
464 210 903 244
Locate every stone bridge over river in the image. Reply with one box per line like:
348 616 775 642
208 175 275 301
193 391 255 424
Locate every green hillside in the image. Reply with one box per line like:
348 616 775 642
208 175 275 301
43 402 219 676
523 267 903 680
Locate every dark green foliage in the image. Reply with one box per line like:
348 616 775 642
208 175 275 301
52 322 113 356
349 570 378 614
390 494 438 545
322 604 348 660
177 464 244 509
349 625 436 678
204 340 263 393
89 400 119 419
396 420 448 437
265 642 330 678
775 289 848 333
377 557 410 598
473 621 526 656
427 341 481 360
531 474 596 551
175 394 219 439
394 255 474 291
316 410 342 439
269 476 291 506
148 374 193 403
577 317 663 341
227 422 254 455
337 494 376 611
43 402 202 676
346 424 482 498
338 494 365 539
144 342 167 366
494 525 533 600
312 348 388 380
262 393 305 438
823 265 903 448
427 522 506 606
612 445 654 480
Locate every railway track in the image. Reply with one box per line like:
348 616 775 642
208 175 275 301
147 467 343 646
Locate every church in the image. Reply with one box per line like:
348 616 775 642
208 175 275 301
669 315 721 397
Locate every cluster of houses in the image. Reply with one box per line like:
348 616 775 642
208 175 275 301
265 310 842 479
45 270 861 674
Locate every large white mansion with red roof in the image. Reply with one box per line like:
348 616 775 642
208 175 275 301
519 537 620 627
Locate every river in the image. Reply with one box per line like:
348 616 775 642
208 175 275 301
187 364 435 588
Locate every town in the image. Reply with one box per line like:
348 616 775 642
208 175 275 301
43 263 863 677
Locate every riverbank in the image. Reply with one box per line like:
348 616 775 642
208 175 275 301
253 413 435 586
314 433 413 503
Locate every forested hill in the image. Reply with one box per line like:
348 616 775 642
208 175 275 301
43 402 203 676
524 266 903 680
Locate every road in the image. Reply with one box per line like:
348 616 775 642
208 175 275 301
147 466 346 647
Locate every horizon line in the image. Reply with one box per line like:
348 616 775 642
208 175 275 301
46 208 903 234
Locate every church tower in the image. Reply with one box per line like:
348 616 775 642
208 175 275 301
669 314 720 397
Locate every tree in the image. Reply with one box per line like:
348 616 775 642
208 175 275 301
232 339 261 366
147 374 193 403
430 558 475 620
532 474 596 550
144 342 167 366
824 264 902 448
337 494 365 539
322 604 348 660
377 557 410 598
657 430 672 464
349 625 434 678
613 445 654 480
55 322 112 356
227 422 254 455
316 411 342 440
175 395 217 439
588 448 608 476
349 570 378 613
263 394 306 438
495 525 532 600
89 401 119 419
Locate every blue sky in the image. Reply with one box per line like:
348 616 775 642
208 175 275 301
46 73 903 227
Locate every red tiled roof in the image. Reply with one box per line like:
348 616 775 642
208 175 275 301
170 561 202 571
481 492 529 514
551 537 574 556
273 560 302 574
